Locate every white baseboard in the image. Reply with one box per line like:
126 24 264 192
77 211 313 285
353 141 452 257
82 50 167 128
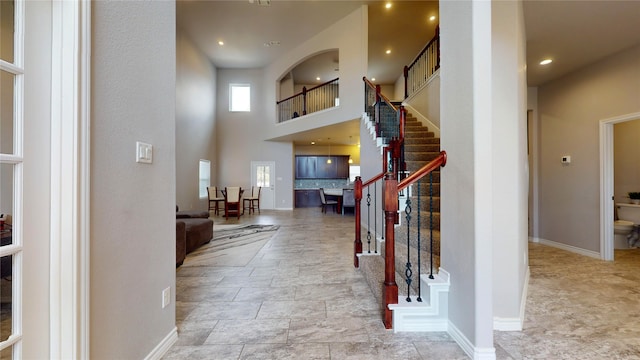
493 266 529 331
493 317 522 332
448 321 496 360
533 237 601 259
144 327 177 360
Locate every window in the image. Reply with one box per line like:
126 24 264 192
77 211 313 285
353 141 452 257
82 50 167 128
229 84 250 112
349 165 360 183
199 160 210 198
0 0 23 355
256 165 270 187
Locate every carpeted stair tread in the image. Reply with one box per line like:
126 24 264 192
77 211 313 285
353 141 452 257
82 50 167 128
358 109 442 308
404 137 440 145
404 151 442 162
405 144 441 153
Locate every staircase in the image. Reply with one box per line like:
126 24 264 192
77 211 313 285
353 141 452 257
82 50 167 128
359 110 450 332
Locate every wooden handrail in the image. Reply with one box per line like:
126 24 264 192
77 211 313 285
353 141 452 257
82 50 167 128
362 172 385 188
398 151 447 192
276 77 339 104
407 26 440 70
362 77 398 112
404 26 440 99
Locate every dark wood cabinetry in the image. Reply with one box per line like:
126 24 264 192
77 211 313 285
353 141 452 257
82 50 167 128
295 189 321 208
295 155 349 179
295 156 317 178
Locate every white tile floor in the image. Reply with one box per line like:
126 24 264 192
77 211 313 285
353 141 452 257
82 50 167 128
164 208 640 359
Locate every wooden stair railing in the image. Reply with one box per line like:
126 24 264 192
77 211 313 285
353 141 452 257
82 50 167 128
382 151 447 329
403 25 440 99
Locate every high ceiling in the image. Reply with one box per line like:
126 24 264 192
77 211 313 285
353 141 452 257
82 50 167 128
177 0 640 145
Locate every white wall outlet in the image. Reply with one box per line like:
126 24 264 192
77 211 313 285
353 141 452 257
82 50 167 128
162 287 171 308
561 155 571 164
136 141 153 164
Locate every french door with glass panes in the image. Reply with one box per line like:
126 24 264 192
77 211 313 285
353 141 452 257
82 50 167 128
0 0 24 357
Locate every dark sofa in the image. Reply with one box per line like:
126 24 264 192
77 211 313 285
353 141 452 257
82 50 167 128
176 207 213 267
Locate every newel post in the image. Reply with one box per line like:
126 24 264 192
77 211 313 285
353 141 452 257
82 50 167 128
383 172 398 329
374 84 381 137
403 65 409 100
354 176 363 268
302 86 308 115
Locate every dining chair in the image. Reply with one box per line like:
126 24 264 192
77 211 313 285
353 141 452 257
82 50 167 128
319 188 338 213
341 188 355 215
243 186 261 214
207 186 225 216
223 186 243 219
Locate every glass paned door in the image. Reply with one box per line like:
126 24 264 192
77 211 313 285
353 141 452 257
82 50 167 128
0 0 23 357
251 161 275 210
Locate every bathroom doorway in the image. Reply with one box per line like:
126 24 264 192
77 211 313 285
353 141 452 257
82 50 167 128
599 112 640 261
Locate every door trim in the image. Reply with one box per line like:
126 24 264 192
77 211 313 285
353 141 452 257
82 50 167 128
599 111 640 261
49 1 91 357
250 161 275 210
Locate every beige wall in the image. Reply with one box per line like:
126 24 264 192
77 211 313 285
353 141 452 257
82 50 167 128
91 1 177 358
264 6 368 143
176 30 217 211
441 0 492 348
405 73 441 131
537 44 640 252
295 144 360 165
491 0 529 328
614 119 640 203
215 68 295 209
440 0 528 351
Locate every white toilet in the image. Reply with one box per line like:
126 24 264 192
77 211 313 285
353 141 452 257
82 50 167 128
615 203 640 249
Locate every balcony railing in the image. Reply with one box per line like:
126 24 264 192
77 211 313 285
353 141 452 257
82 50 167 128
277 78 339 123
404 26 440 99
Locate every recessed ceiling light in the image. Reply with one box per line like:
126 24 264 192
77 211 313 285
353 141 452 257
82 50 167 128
316 77 321 81
385 49 391 54
540 59 553 65
218 41 224 46
371 77 376 81
385 2 392 9
311 141 315 145
429 15 436 21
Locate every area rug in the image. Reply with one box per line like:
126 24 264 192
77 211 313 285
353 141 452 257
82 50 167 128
183 224 279 267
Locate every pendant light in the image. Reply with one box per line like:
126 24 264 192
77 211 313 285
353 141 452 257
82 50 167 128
327 138 332 164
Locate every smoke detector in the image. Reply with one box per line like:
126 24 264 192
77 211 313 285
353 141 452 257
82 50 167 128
249 0 271 5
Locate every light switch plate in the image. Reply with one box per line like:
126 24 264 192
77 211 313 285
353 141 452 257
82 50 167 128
162 286 170 308
136 141 153 164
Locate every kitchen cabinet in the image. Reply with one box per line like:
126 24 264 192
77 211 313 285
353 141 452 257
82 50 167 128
335 156 349 178
295 189 321 208
295 156 317 178
295 155 349 179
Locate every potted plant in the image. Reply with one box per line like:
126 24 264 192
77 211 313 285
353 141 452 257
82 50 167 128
629 192 640 205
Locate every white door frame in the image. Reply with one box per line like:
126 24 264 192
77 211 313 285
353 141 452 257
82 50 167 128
599 111 640 261
49 1 91 357
250 161 275 210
